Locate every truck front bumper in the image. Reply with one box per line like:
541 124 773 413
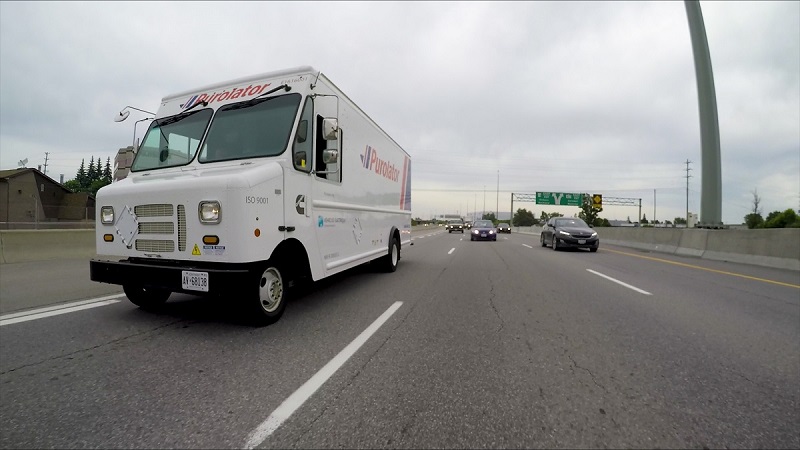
90 258 252 296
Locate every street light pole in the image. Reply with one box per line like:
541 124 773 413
496 170 499 220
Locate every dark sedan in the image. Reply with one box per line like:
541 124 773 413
540 217 599 252
497 223 511 233
470 220 497 241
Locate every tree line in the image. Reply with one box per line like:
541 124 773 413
63 156 112 196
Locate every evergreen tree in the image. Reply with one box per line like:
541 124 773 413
76 159 87 188
87 156 97 186
103 157 112 183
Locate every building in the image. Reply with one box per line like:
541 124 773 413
114 146 135 181
0 168 95 229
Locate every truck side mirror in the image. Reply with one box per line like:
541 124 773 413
322 118 338 140
322 149 339 164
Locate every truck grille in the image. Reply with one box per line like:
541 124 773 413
130 203 186 253
178 205 187 251
135 204 173 217
138 222 174 234
135 239 175 252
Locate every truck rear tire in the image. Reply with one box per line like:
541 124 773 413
381 237 400 273
123 285 171 310
249 265 287 326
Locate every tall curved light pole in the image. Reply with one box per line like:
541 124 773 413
685 0 723 227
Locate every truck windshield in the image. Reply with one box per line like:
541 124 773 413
131 109 213 172
199 93 301 163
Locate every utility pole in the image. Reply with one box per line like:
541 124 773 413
43 152 50 175
685 159 692 226
496 170 500 220
483 185 486 219
654 189 657 225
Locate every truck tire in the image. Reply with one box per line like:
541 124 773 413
381 237 400 273
123 284 170 310
249 265 286 326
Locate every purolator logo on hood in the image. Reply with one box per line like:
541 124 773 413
359 145 400 182
180 82 273 111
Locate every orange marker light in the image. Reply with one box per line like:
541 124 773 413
202 235 219 245
103 234 114 242
254 228 261 237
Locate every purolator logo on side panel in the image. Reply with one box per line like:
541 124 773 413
359 145 400 182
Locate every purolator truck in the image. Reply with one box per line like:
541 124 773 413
91 66 412 324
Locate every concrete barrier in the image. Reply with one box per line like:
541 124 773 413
0 229 96 264
2 227 798 271
514 226 799 271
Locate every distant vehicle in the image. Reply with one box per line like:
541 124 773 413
464 221 472 229
497 223 511 233
446 219 464 233
470 219 496 241
540 217 598 252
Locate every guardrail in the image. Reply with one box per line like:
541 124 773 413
1 227 798 271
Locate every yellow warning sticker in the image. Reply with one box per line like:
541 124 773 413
192 244 201 256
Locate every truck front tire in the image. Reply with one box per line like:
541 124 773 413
249 265 287 326
123 285 171 310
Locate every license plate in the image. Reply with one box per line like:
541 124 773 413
481 233 487 237
578 239 586 244
182 271 209 292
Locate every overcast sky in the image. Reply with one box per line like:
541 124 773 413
1 1 798 224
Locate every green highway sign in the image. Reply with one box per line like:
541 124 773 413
536 192 584 206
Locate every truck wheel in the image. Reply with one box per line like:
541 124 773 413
123 285 170 310
381 237 400 273
249 266 286 326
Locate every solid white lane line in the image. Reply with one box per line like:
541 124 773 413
448 248 455 254
244 301 404 449
522 244 533 249
0 295 125 326
0 294 125 320
245 302 403 449
586 269 652 295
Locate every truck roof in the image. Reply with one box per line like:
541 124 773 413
158 65 410 160
161 66 317 103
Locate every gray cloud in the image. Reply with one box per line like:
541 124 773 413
1 1 797 224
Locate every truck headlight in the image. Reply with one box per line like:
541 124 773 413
101 206 114 224
199 201 221 224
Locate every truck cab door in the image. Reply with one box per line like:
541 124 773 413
285 97 314 235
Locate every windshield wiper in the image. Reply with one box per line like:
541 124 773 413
182 99 208 113
252 84 291 101
224 84 293 111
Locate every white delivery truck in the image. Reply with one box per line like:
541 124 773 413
91 66 412 324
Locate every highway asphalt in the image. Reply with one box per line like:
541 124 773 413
1 228 798 449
